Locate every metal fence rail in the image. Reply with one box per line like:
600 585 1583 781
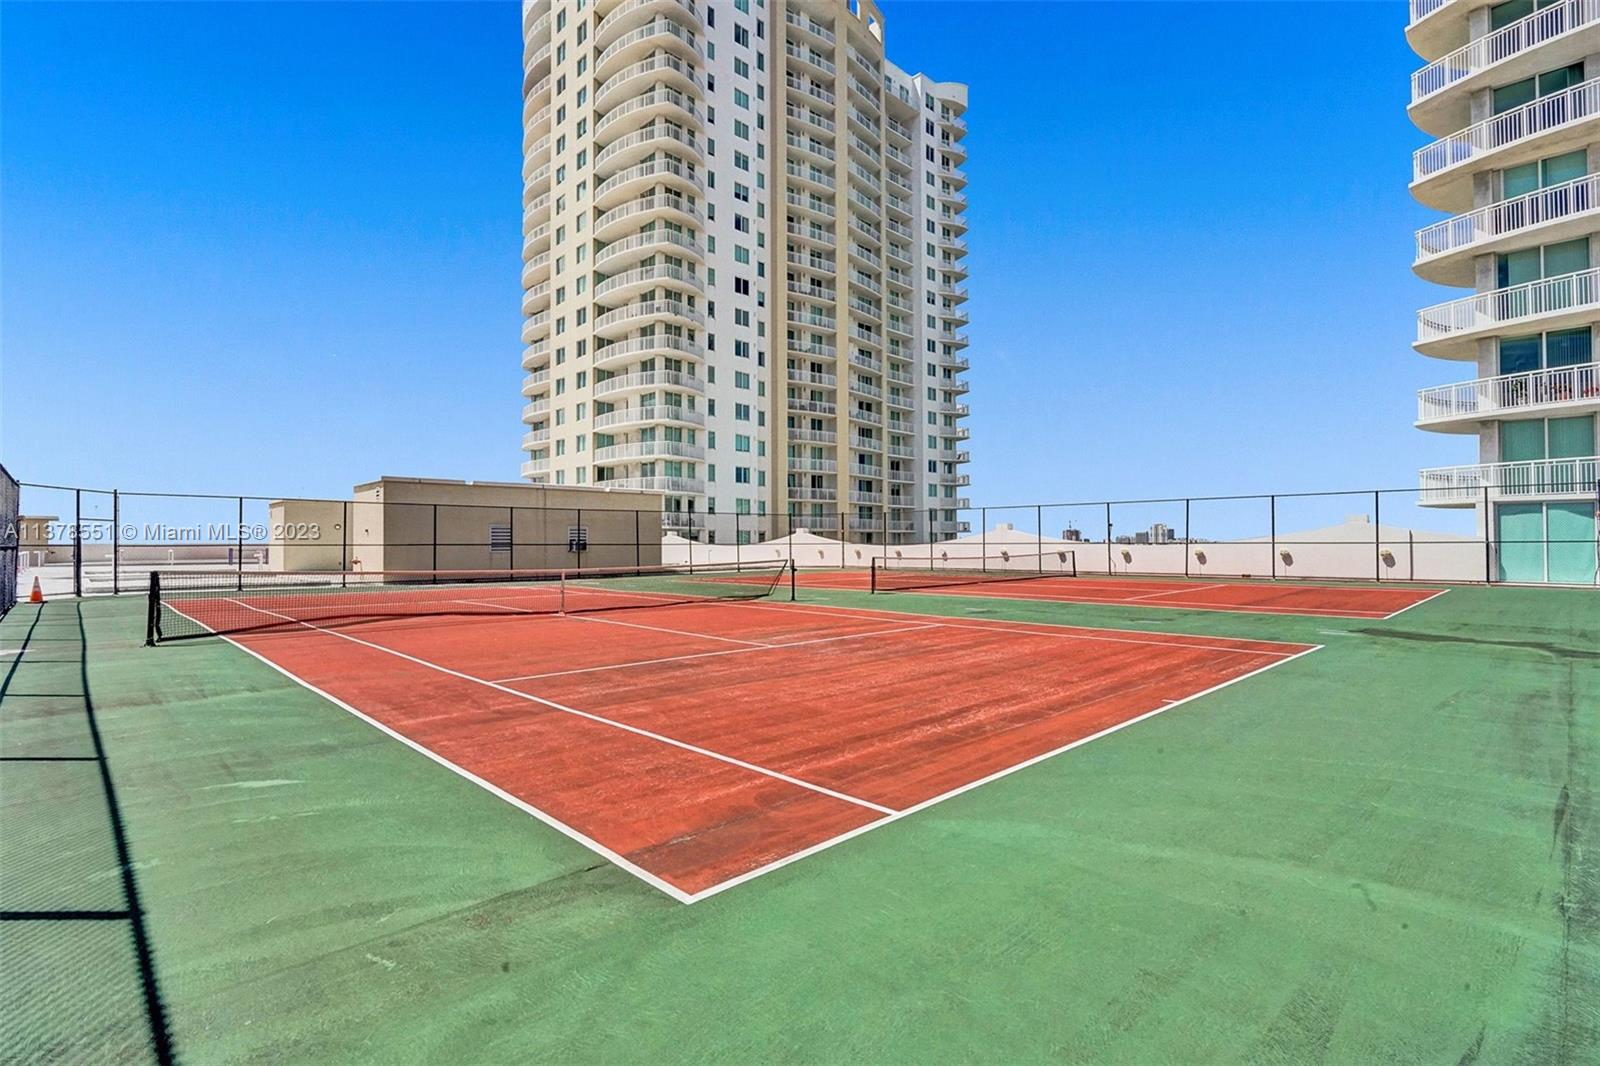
11 478 1600 596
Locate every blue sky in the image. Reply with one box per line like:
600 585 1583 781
2 1 1456 515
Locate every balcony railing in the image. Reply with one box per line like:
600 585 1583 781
1412 0 1599 105
600 476 706 495
594 405 706 430
1415 171 1600 263
1417 266 1600 345
1419 455 1599 504
1417 363 1600 424
1408 0 1450 26
1414 78 1600 182
594 439 705 463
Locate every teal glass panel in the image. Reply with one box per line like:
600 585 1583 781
1501 419 1547 461
1499 334 1543 374
1545 328 1593 367
1499 247 1542 287
1546 503 1597 584
1542 238 1590 277
1494 77 1537 114
1491 0 1534 29
1496 504 1546 582
1537 63 1585 98
1503 160 1541 198
1542 149 1588 187
1547 415 1595 459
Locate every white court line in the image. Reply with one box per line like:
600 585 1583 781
1123 583 1230 601
492 624 938 684
897 584 1405 619
685 642 1325 903
224 599 899 823
735 599 1314 657
570 613 777 648
1378 586 1450 620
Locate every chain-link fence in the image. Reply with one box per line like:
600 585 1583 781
12 478 1599 596
1 464 18 612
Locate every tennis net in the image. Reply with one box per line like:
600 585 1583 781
146 561 794 644
870 551 1077 593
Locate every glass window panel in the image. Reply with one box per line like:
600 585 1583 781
1494 76 1537 114
1503 160 1541 198
1542 149 1588 187
1490 0 1534 29
1500 419 1547 461
1544 328 1593 367
1547 415 1595 458
1499 334 1543 374
1537 62 1585 98
1499 246 1542 287
1542 237 1589 277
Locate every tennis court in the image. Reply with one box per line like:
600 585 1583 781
147 563 1317 901
797 558 1447 619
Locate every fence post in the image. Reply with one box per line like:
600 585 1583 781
237 496 245 592
1483 484 1492 583
1104 502 1112 576
635 510 641 573
508 506 515 577
736 511 743 570
838 511 844 569
1036 504 1044 573
576 507 584 568
1373 490 1382 582
432 504 439 581
73 488 82 598
341 500 349 586
112 490 120 596
1184 498 1191 577
881 507 887 550
981 507 988 572
1269 495 1277 580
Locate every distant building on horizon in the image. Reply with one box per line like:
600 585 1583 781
517 0 973 544
1408 0 1598 584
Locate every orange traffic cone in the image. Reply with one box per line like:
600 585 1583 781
28 577 44 604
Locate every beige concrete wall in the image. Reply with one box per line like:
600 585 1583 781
269 500 348 572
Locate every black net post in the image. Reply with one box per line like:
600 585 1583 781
112 489 121 596
1104 502 1112 576
145 572 161 646
1373 490 1382 582
1269 494 1277 580
73 488 82 598
236 496 245 592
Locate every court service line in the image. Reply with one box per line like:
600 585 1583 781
733 599 1315 657
685 642 1326 903
898 585 1401 618
223 600 900 821
1378 586 1451 620
491 623 938 684
1122 583 1230 601
569 613 777 647
179 608 699 904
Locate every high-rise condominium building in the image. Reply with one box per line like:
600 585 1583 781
518 0 972 543
1409 0 1599 584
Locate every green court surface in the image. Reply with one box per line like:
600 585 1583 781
1 583 1595 1063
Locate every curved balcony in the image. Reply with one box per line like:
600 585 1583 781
520 310 553 344
1405 0 1479 59
521 41 552 95
521 459 551 480
521 428 551 450
520 341 552 372
522 3 552 43
595 192 702 243
1419 455 1599 506
521 400 551 423
594 298 703 339
937 162 969 189
521 77 552 124
594 262 704 304
522 102 553 147
594 0 698 52
522 164 551 206
595 53 700 114
1417 362 1600 430
594 227 703 274
594 439 706 464
1412 78 1600 211
595 18 701 84
595 123 701 179
592 332 705 370
1416 267 1600 358
520 134 552 181
521 279 551 316
594 369 707 399
593 405 706 431
520 250 552 289
1410 0 1600 136
600 475 706 496
595 156 704 210
1414 171 1600 285
595 86 702 148
521 373 550 399
521 220 553 260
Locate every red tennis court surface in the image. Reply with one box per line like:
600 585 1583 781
171 590 1317 902
800 570 1447 619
